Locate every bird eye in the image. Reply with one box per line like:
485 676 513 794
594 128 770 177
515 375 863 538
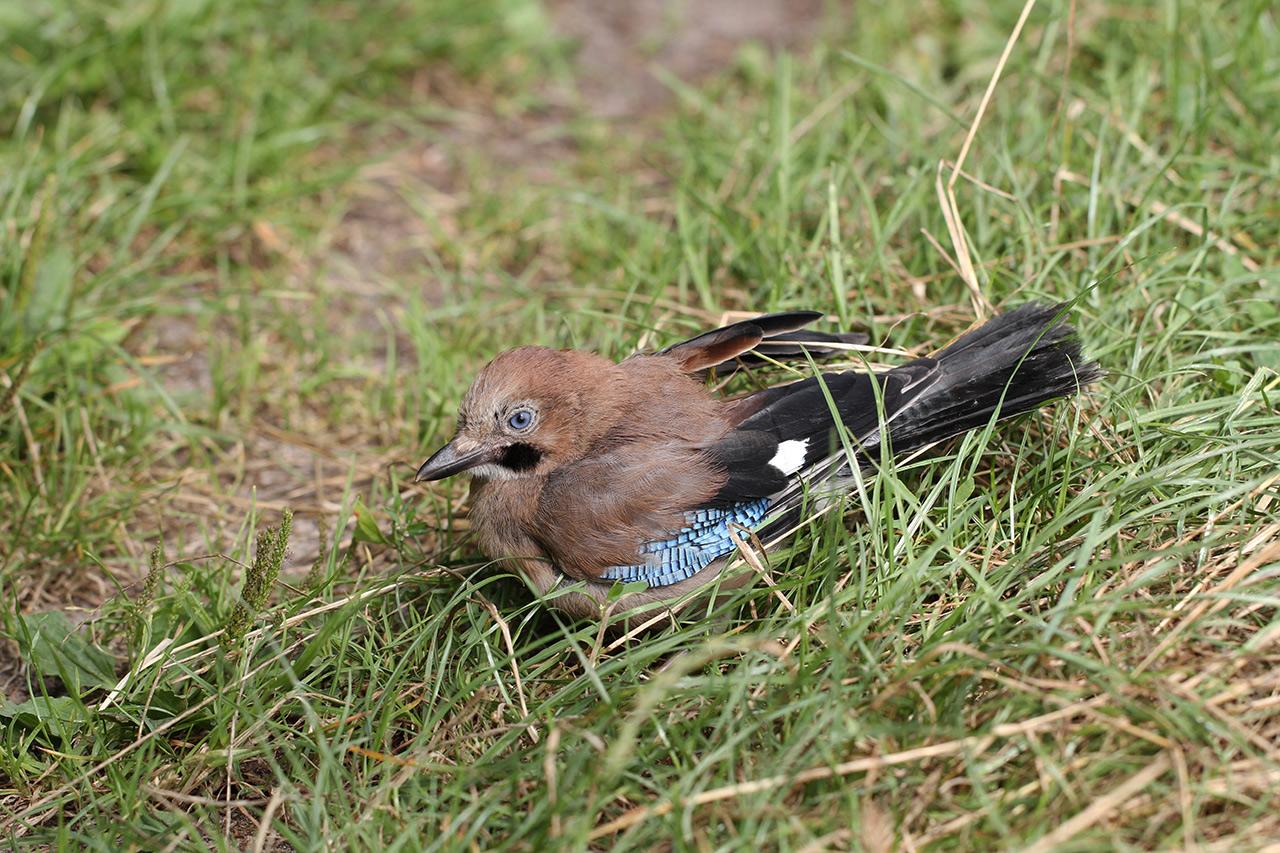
507 409 534 431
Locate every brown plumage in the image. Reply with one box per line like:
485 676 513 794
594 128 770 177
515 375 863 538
462 346 731 580
416 305 1102 619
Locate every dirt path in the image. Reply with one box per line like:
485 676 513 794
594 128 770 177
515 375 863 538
327 0 826 297
552 0 823 118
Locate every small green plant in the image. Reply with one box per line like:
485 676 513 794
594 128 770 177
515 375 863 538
128 542 167 639
223 509 292 645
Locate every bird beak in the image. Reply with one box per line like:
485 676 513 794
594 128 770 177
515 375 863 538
414 436 497 482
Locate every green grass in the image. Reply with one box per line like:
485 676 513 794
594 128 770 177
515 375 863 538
3 0 1280 848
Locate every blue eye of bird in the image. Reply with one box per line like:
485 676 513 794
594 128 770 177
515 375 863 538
508 409 533 431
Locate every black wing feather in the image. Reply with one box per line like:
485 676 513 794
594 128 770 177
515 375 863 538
700 329 869 376
656 311 865 375
702 362 939 506
658 311 820 358
701 302 1102 510
702 429 790 503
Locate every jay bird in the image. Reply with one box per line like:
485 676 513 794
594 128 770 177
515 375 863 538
416 303 1102 619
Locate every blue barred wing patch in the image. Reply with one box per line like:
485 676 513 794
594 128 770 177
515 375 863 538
600 498 772 588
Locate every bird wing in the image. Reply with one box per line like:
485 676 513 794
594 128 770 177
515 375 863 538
579 366 939 590
702 362 941 506
530 368 940 591
653 311 866 376
598 498 772 588
531 441 725 583
532 359 940 589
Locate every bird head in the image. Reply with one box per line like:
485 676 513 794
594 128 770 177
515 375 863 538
415 346 613 483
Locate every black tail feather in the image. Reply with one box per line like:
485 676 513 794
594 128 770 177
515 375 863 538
701 328 869 377
884 302 1103 454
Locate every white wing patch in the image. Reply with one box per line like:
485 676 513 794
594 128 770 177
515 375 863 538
768 439 809 475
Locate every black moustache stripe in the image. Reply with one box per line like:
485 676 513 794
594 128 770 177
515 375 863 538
499 443 543 471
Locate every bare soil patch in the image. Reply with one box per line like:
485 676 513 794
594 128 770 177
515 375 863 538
326 0 827 294
551 0 824 118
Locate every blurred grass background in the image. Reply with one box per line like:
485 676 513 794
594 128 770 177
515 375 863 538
2 0 1279 848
